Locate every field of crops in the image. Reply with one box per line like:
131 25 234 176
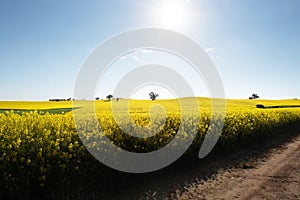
1 98 300 198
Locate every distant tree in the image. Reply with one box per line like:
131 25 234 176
249 97 253 100
67 97 71 101
95 97 100 100
251 93 259 99
106 94 113 101
149 92 159 101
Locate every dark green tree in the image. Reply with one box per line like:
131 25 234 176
251 93 259 99
149 92 159 101
106 94 113 101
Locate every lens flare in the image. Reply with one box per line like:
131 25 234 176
157 0 188 29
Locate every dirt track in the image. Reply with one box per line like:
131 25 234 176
107 125 300 200
171 134 300 200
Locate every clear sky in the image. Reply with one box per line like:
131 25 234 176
0 0 299 100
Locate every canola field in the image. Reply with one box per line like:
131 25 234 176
1 98 300 197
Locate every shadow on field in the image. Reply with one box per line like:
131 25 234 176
0 107 81 114
256 104 300 109
40 123 300 200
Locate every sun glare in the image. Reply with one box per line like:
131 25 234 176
157 0 188 29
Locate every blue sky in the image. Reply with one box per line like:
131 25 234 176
0 0 299 100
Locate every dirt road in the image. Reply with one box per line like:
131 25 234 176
109 126 300 200
170 134 300 200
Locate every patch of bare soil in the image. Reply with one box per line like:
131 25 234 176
171 133 300 200
111 125 300 200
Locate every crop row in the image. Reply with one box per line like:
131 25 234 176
1 108 300 197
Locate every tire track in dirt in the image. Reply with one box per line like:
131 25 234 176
174 134 300 200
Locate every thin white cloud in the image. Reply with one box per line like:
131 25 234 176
119 56 127 60
205 48 215 52
141 49 153 54
132 55 139 60
210 55 221 59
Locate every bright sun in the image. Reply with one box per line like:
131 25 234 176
157 1 187 29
